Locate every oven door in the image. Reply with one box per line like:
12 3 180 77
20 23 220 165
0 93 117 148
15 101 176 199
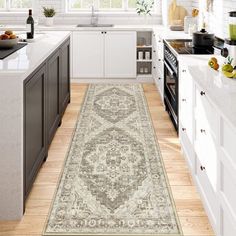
164 60 178 131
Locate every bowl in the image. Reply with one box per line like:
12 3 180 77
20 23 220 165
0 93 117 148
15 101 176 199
0 38 19 49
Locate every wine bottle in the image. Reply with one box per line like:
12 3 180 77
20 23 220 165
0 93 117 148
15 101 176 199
26 9 34 39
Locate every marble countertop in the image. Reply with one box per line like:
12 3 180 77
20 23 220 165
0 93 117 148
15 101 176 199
179 55 236 130
0 31 71 80
0 24 191 39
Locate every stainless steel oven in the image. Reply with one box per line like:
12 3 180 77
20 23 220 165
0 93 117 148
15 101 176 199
163 43 178 131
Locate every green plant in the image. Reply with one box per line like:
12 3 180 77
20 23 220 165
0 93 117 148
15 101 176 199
43 7 56 17
136 0 154 16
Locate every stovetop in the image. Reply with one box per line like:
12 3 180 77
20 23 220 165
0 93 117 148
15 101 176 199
165 39 215 55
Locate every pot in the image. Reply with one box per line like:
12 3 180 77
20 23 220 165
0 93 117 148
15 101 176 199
45 17 54 26
193 28 214 47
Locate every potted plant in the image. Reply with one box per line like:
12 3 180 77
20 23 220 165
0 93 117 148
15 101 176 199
136 0 154 20
43 7 56 26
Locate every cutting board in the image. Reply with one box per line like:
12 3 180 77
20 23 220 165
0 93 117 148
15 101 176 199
168 0 188 26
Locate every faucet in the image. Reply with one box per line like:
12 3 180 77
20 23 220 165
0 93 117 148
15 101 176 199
91 5 98 26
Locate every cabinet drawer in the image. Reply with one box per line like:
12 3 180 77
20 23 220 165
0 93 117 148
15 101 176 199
179 100 193 143
195 116 218 192
220 157 236 216
196 158 218 226
179 122 195 170
221 208 236 236
195 86 218 140
221 119 236 165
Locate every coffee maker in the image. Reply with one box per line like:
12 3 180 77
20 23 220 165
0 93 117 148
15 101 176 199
221 11 236 67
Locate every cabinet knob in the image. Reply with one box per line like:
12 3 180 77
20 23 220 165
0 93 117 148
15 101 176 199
104 31 107 34
182 98 186 102
153 66 156 69
182 128 186 132
200 165 206 171
200 129 206 133
158 40 161 43
158 77 161 80
200 91 205 96
101 31 104 34
158 59 161 61
153 50 156 53
182 69 187 73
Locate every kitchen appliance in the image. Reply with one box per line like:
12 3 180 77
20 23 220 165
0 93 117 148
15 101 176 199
163 39 219 132
221 39 236 67
221 11 236 67
193 28 214 47
229 11 236 40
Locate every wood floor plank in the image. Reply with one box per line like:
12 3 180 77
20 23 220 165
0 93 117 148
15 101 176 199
0 83 214 236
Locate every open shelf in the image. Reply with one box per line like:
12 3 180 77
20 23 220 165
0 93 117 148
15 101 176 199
137 59 152 62
136 31 153 76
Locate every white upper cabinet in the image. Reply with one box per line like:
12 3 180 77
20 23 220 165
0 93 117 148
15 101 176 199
72 31 104 78
72 31 136 79
104 31 136 78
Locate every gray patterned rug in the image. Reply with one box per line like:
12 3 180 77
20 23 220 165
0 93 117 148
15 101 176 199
43 84 182 236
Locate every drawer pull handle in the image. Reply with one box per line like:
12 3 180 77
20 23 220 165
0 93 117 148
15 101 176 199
200 165 206 171
182 128 186 132
200 129 206 133
200 91 205 96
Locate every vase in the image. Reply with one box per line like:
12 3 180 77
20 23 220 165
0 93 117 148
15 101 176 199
45 17 54 26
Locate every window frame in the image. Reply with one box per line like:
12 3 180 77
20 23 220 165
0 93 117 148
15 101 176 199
0 0 33 12
66 0 157 13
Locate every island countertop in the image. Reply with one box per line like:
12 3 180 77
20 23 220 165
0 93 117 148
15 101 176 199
0 31 71 79
0 31 71 220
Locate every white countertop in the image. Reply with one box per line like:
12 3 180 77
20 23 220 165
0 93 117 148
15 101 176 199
179 55 236 130
0 31 71 80
0 24 191 39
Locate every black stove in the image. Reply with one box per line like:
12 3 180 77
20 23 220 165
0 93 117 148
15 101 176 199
163 38 220 133
165 39 215 55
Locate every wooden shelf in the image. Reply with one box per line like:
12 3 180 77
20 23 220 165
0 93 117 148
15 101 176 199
137 45 152 49
137 59 152 62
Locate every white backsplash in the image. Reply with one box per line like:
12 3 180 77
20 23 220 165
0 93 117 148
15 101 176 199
192 0 236 39
0 0 161 26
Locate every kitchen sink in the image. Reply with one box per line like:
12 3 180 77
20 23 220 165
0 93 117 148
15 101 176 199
76 24 114 27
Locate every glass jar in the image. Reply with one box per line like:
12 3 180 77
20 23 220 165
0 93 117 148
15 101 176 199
229 11 236 40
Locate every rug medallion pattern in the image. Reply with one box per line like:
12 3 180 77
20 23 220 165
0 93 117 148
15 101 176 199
44 84 182 236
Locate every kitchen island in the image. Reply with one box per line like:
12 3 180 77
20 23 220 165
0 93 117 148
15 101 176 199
0 31 71 220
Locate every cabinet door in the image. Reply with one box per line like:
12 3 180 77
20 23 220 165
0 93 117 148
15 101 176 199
24 64 46 197
47 50 61 145
72 31 104 78
104 31 136 78
60 39 70 115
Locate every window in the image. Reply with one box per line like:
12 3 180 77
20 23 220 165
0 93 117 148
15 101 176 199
67 0 148 11
0 0 32 11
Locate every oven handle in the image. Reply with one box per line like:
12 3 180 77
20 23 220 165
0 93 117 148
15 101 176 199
164 61 175 76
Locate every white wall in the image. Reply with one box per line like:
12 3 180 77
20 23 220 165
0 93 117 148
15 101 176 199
192 0 236 38
0 0 162 26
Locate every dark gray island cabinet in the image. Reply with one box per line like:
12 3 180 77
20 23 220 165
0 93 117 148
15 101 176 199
24 38 70 201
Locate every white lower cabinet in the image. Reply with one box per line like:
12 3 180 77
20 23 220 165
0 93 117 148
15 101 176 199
179 65 236 236
72 31 136 78
72 31 104 78
104 31 136 78
152 33 164 100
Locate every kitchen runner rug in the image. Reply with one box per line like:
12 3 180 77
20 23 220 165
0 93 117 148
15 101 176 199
43 84 182 236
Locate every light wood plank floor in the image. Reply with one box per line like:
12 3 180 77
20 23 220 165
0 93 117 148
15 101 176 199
0 83 215 236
